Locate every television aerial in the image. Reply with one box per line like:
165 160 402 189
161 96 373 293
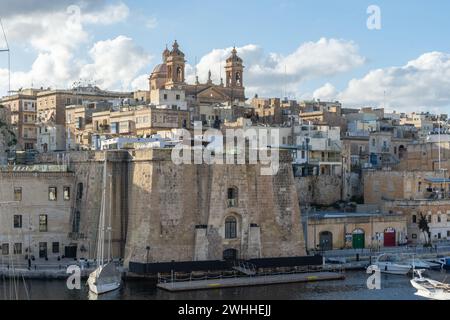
0 18 10 96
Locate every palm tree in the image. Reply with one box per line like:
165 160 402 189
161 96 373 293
418 213 432 247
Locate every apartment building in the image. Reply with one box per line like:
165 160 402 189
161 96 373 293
88 106 190 149
36 85 132 126
299 100 347 133
1 88 43 150
65 101 113 151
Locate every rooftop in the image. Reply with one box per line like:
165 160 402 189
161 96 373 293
0 164 70 173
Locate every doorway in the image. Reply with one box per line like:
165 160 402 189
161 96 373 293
223 249 238 262
384 228 396 247
39 242 47 258
352 229 365 249
319 231 333 251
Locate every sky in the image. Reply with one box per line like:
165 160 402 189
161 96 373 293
1 0 450 113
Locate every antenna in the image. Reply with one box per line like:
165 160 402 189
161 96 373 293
0 18 11 96
195 56 198 79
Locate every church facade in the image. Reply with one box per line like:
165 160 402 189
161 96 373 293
149 41 246 107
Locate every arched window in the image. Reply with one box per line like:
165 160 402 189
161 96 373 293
227 187 238 207
225 216 237 239
235 72 241 86
177 66 183 82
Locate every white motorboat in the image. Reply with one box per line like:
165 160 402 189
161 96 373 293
87 156 122 295
411 270 450 300
400 254 435 270
371 254 412 275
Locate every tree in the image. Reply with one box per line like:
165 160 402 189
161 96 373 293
418 213 432 247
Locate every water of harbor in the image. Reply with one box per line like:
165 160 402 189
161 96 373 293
1 270 449 300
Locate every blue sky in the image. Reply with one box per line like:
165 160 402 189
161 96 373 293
1 0 450 112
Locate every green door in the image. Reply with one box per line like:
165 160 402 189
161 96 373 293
352 230 365 249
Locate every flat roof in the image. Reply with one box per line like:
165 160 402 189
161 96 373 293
425 178 450 183
308 211 400 219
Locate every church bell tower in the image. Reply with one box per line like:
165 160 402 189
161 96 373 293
225 47 244 88
166 40 186 88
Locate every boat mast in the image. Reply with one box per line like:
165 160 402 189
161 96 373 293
107 162 112 263
97 155 107 268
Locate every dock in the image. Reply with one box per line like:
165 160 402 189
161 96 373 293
157 272 345 292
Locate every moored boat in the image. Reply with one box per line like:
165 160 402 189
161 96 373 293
411 269 450 300
370 254 411 275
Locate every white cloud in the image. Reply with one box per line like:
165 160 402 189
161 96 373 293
82 2 130 25
313 83 338 101
337 52 450 112
186 38 365 98
131 74 150 91
145 17 158 29
80 36 152 90
0 2 151 96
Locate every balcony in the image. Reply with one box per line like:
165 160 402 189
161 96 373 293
227 199 237 208
308 157 342 165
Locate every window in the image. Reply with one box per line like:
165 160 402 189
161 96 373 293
63 187 70 201
227 187 238 207
412 215 417 224
176 94 180 100
447 231 450 238
14 187 22 201
418 182 422 192
2 244 9 255
427 215 432 223
163 94 168 100
72 211 80 233
13 243 22 255
77 183 83 200
48 187 57 201
225 216 237 239
52 242 60 254
13 215 22 229
39 214 48 232
438 215 442 223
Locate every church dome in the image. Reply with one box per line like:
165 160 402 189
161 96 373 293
226 47 243 63
152 63 168 75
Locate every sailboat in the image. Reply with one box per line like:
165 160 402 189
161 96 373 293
87 156 122 295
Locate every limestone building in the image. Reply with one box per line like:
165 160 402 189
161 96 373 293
0 164 75 260
31 149 306 266
1 89 42 151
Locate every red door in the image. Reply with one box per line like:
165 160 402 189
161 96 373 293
384 231 396 247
